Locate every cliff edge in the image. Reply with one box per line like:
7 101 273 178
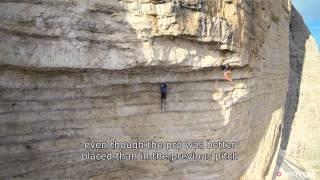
274 6 320 180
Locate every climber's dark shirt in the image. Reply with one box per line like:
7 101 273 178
160 83 168 99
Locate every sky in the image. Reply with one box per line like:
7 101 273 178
293 0 320 47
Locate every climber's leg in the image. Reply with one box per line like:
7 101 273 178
160 93 167 112
161 93 166 112
164 97 166 112
161 95 163 112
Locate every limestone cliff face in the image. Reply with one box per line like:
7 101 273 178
0 0 298 179
0 0 274 70
275 7 320 179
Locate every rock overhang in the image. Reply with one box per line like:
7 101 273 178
0 0 253 71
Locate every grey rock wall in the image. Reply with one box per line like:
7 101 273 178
275 6 320 180
0 0 306 180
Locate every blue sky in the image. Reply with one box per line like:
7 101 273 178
293 0 320 47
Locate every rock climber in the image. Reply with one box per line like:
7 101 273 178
160 82 168 112
220 64 232 81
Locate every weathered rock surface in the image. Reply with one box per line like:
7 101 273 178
2 0 317 180
274 7 320 180
0 0 244 70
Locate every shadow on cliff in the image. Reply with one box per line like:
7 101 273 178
274 6 310 178
280 6 310 154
